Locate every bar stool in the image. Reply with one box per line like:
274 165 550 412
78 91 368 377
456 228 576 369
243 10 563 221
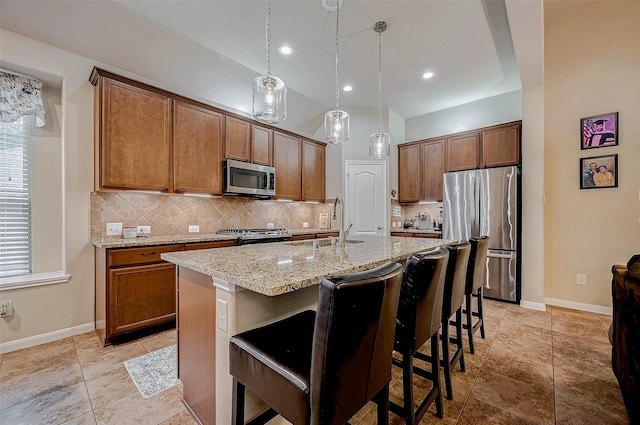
229 261 404 425
390 247 449 424
464 236 489 354
441 241 471 400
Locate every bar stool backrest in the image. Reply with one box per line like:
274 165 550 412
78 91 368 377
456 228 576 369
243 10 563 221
395 247 450 354
443 242 471 319
466 237 489 294
310 261 403 425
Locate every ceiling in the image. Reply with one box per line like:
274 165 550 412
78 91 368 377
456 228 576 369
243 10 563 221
0 0 523 134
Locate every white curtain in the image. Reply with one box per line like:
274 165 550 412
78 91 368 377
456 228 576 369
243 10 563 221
0 71 45 127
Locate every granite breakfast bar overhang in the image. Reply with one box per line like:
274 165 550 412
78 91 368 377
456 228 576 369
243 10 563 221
161 235 452 425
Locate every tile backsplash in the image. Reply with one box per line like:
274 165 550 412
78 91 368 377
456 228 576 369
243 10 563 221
91 192 333 238
391 202 443 229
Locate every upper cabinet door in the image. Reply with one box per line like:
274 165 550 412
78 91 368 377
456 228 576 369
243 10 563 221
224 116 251 162
481 122 521 168
421 139 445 202
446 132 480 172
398 144 420 203
301 140 325 202
98 78 171 191
251 124 273 166
273 132 301 200
173 101 224 195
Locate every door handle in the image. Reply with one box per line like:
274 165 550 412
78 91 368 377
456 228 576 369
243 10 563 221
377 226 382 230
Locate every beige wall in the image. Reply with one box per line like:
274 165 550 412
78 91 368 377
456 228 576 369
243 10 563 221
544 1 640 309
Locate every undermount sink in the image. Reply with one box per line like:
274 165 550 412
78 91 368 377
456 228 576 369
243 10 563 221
285 238 364 247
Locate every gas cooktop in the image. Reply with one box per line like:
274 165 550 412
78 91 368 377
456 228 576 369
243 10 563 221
216 228 291 245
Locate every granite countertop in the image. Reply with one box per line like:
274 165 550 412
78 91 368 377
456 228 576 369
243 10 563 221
91 228 339 249
161 235 452 296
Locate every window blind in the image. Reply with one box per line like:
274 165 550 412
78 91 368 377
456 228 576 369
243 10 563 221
0 117 31 277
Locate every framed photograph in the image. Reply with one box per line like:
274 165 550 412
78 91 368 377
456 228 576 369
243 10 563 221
581 112 618 149
581 154 618 189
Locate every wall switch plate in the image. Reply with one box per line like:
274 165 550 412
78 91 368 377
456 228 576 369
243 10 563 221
576 274 587 286
0 300 13 317
267 223 274 229
217 298 228 332
188 225 200 233
106 222 123 236
303 222 309 228
136 225 151 235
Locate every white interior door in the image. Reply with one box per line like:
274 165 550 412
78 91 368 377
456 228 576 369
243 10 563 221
345 161 387 236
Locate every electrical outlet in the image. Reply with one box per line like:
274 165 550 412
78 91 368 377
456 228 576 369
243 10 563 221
136 225 151 235
266 223 274 229
217 298 228 332
303 222 309 228
0 300 13 317
188 225 200 233
576 274 587 286
106 222 123 236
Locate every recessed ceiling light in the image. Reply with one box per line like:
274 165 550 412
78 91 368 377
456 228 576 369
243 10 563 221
322 0 343 12
422 71 435 79
343 85 353 92
278 45 293 55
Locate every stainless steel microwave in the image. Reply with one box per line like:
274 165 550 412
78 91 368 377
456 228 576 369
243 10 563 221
223 159 276 197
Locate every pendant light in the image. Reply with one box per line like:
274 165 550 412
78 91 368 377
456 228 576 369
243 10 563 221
324 0 349 144
369 21 390 159
253 0 286 123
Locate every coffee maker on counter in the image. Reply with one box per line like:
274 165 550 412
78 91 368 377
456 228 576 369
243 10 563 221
416 211 433 230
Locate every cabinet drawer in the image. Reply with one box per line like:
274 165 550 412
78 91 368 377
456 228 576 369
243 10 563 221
414 233 441 239
108 244 183 267
290 234 316 241
184 240 237 250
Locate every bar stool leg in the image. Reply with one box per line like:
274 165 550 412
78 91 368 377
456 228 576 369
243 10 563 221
455 308 465 372
441 319 453 400
232 378 245 425
374 385 390 425
465 293 475 354
477 287 486 338
402 355 416 425
431 332 443 418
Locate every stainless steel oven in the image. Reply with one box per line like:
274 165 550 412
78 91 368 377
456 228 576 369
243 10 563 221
223 159 275 197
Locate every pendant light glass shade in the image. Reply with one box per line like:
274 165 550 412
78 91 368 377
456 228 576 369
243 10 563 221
369 21 390 159
252 0 286 124
369 132 390 159
324 109 350 144
253 75 286 123
324 0 349 145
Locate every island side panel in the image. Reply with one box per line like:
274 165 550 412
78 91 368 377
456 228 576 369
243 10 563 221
215 282 319 425
177 266 217 425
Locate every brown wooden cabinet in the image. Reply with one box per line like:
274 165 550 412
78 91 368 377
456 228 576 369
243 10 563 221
446 132 480 172
273 132 302 200
173 101 224 195
251 125 273 166
481 122 521 168
398 144 420 203
224 116 251 162
95 240 237 346
93 76 171 191
421 139 445 201
302 140 326 202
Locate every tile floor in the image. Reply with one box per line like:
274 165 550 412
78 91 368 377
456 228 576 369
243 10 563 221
0 300 629 425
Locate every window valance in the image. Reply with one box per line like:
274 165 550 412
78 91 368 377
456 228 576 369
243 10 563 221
0 71 45 127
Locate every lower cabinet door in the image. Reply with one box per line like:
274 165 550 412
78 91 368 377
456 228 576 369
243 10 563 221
108 262 177 336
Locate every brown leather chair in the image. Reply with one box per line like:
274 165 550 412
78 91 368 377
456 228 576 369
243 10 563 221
441 241 471 400
464 236 489 354
390 247 449 424
229 261 403 425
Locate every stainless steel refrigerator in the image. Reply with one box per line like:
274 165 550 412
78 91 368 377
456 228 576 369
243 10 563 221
442 166 520 302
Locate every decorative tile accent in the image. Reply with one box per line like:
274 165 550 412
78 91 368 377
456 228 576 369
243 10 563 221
91 192 332 238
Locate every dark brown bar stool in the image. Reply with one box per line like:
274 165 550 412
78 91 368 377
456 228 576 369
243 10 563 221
464 236 489 354
229 261 403 425
441 241 471 400
389 247 449 424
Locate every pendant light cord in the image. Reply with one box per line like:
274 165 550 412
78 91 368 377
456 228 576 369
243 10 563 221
266 0 272 77
377 28 382 134
334 1 340 112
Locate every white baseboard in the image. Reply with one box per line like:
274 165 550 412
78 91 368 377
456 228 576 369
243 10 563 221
544 297 612 315
0 322 95 354
519 300 547 311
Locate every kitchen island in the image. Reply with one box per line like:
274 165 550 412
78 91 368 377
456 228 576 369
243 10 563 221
161 235 452 425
